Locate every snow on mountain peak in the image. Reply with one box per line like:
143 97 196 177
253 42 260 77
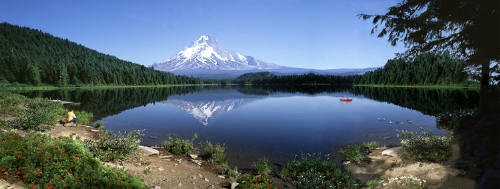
153 35 283 72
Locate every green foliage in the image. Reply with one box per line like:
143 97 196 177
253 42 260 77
279 153 359 189
0 131 145 188
0 22 202 86
237 73 354 86
143 167 151 175
226 166 239 181
200 141 227 166
94 122 105 130
362 141 378 151
353 53 469 85
398 130 453 162
162 133 198 155
85 130 143 161
236 174 277 189
74 111 93 125
366 179 378 188
0 92 28 117
339 145 366 164
15 98 64 131
252 158 272 175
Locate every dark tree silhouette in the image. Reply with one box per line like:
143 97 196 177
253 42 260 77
359 0 499 89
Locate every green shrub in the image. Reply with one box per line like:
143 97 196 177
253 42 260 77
200 141 227 166
0 131 145 188
252 158 272 175
236 174 277 189
85 130 143 161
0 92 28 116
339 144 366 164
398 130 453 162
227 166 239 181
279 153 359 189
15 98 64 131
362 141 378 151
74 110 93 125
366 179 378 188
162 133 198 155
143 167 151 174
94 122 105 130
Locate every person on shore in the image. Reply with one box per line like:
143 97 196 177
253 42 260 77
66 109 78 126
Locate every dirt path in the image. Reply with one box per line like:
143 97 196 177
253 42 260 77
346 147 476 189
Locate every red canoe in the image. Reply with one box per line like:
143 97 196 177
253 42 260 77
340 98 352 102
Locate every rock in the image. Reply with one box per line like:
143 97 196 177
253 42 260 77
175 159 183 163
178 182 182 186
90 129 100 132
231 182 239 189
218 175 225 179
204 178 209 182
209 184 215 188
191 159 203 166
189 154 198 159
381 147 402 158
154 186 161 189
160 155 173 159
158 167 164 171
139 146 159 156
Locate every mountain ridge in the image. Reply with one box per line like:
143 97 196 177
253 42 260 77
152 35 377 78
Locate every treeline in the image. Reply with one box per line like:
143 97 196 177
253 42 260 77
353 53 469 85
235 72 354 86
0 22 202 86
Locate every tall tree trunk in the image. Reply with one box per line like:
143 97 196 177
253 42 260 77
479 60 492 115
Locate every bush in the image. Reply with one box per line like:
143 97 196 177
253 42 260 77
0 92 28 117
15 98 64 131
0 131 145 188
279 153 359 189
162 133 198 155
252 158 272 175
362 141 378 151
398 130 453 162
74 110 93 125
339 144 366 164
227 166 239 181
381 175 426 189
85 130 143 161
366 179 378 188
95 122 105 130
200 141 227 166
236 174 277 189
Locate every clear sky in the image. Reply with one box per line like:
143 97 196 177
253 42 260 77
0 0 404 69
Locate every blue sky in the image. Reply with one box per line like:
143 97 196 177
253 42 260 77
1 0 404 69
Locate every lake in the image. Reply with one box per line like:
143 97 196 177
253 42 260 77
18 86 479 168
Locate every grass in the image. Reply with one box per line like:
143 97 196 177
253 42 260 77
162 133 198 155
398 130 453 162
94 122 105 130
200 141 228 167
74 111 93 125
339 144 366 164
252 158 272 175
84 130 143 161
366 179 378 188
362 141 378 151
0 131 145 188
279 153 360 189
353 84 479 89
226 166 240 181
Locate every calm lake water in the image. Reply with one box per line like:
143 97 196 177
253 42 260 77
19 86 479 168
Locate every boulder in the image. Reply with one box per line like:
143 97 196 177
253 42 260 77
381 146 402 158
139 146 159 156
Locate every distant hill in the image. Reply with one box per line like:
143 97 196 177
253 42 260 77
152 35 378 79
0 22 200 86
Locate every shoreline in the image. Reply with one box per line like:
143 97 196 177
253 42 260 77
353 84 480 89
1 83 228 91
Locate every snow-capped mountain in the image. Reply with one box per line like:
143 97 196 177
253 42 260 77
152 35 284 74
153 35 378 78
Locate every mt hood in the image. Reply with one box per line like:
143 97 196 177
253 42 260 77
152 35 284 75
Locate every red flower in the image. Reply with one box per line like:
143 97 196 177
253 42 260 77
17 155 21 159
16 171 20 175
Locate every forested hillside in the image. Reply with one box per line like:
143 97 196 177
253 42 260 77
0 23 201 86
236 72 353 85
353 53 469 85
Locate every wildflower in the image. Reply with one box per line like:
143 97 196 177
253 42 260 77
16 171 20 175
